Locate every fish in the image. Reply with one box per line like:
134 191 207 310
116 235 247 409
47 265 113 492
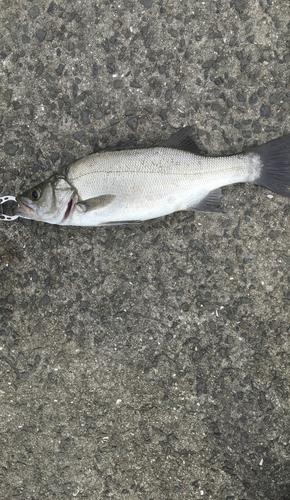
13 126 290 226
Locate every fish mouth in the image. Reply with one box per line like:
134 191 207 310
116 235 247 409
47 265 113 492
12 198 35 219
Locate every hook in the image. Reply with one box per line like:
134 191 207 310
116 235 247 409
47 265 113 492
0 196 19 221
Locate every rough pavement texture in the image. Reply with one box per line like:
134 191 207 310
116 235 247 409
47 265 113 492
1 1 290 499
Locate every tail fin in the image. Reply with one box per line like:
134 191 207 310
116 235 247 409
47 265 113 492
252 135 290 197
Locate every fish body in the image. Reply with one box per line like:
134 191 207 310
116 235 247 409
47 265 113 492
13 127 290 226
64 148 258 226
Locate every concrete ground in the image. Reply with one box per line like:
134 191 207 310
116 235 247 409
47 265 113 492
1 0 290 498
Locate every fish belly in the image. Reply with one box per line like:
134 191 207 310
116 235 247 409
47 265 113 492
65 148 252 225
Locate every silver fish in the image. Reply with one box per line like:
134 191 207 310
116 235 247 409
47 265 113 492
13 126 290 226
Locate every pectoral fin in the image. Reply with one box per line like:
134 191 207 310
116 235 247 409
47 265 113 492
76 194 116 213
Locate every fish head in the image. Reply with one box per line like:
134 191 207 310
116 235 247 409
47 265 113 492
13 175 76 224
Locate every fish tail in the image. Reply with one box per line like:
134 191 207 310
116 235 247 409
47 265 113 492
251 134 290 197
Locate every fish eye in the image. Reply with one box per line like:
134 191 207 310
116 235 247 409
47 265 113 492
30 188 41 201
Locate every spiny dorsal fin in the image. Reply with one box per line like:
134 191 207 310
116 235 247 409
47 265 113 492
158 126 208 156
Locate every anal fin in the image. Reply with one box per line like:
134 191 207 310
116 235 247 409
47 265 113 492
189 188 223 213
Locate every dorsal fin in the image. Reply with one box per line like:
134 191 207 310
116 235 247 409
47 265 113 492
158 126 208 156
92 126 207 155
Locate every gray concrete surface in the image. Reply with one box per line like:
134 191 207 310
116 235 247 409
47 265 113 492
1 0 290 498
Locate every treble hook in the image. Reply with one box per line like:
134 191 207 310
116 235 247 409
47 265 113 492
0 196 18 221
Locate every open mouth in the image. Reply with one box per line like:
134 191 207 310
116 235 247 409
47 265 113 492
12 199 35 218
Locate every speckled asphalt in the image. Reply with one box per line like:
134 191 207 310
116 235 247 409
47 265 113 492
1 1 290 499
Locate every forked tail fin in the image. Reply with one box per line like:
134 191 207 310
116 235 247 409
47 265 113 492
252 135 290 197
